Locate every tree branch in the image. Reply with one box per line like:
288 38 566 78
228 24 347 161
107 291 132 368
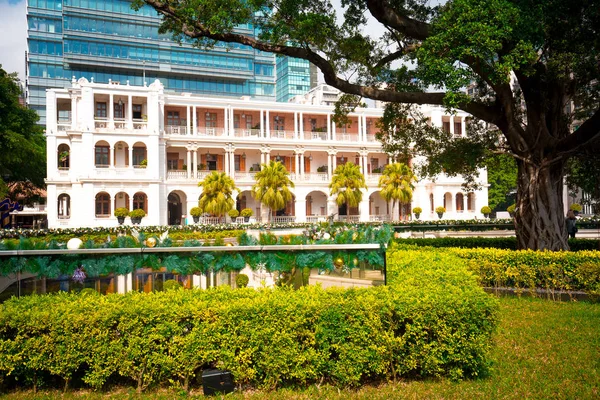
365 0 431 41
557 108 600 156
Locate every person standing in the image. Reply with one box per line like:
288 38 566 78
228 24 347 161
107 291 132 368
566 210 578 239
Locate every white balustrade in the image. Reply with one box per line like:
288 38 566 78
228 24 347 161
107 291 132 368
167 170 188 180
272 216 296 223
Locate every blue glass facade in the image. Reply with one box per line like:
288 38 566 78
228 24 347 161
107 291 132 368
276 56 312 102
27 0 275 123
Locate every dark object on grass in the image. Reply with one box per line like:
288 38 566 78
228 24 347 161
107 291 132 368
202 369 234 396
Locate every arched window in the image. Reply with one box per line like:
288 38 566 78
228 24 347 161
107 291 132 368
444 192 453 212
57 194 70 219
95 141 110 167
429 193 434 212
58 144 70 169
456 193 464 212
95 192 111 217
133 192 148 213
467 193 476 211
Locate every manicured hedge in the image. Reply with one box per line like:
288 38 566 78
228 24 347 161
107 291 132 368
0 269 497 391
390 243 600 298
394 237 600 251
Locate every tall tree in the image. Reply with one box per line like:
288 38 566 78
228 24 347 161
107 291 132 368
139 0 600 250
378 162 416 221
251 160 294 222
198 171 239 221
329 162 367 216
0 66 46 201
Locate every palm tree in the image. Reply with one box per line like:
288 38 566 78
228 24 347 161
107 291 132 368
198 171 239 222
378 162 417 221
251 160 295 222
329 162 367 217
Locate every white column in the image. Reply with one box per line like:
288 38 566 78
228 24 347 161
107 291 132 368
129 194 134 211
229 106 235 137
265 110 270 139
126 273 132 292
327 154 332 177
300 154 305 178
186 105 191 135
117 275 127 294
449 116 455 136
266 151 271 164
127 95 133 129
260 151 265 166
260 109 264 137
108 93 114 129
327 114 331 141
128 145 133 168
230 151 235 175
224 150 229 174
294 152 299 177
193 149 198 179
358 114 363 142
359 195 370 222
332 153 337 171
295 198 307 223
461 117 466 136
299 113 304 137
70 95 77 130
187 150 191 179
192 106 197 135
294 111 298 139
109 145 115 168
363 155 368 175
332 118 336 141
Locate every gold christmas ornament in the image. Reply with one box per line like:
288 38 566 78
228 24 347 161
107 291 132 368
353 257 359 266
225 242 234 247
146 237 157 248
334 257 344 267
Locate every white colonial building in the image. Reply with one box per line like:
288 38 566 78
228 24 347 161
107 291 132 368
44 78 488 228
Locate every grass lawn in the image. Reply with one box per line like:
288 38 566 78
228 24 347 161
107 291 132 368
2 295 598 399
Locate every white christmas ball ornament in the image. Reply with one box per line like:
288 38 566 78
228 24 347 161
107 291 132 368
67 238 83 250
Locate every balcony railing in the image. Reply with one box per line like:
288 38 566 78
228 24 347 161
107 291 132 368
303 173 329 182
369 215 390 222
366 134 377 142
303 131 328 141
57 121 71 132
271 130 294 140
167 170 188 180
272 216 296 223
234 172 257 181
338 133 359 142
233 128 261 138
114 118 127 129
94 117 108 129
197 127 226 137
367 173 382 183
133 119 147 130
166 125 188 135
338 215 360 222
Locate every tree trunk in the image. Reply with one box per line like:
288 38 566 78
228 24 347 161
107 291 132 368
514 158 568 250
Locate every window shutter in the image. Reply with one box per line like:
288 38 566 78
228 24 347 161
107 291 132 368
304 157 311 173
217 155 224 171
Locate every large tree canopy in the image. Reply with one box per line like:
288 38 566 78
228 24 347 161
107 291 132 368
138 0 600 250
0 66 46 202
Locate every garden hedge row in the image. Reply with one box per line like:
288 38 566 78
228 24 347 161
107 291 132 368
0 261 497 391
391 243 600 297
395 237 600 251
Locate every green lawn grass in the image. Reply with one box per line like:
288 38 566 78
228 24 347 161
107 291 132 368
2 295 598 399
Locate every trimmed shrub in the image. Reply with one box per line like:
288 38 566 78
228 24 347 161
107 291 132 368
393 237 600 251
235 273 249 288
0 280 497 391
163 279 182 291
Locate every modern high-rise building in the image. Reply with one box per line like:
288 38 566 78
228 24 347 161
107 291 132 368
275 56 315 103
26 0 277 124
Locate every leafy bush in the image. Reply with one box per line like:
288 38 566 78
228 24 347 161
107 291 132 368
235 273 249 288
391 242 600 296
241 208 254 218
507 204 516 214
163 279 182 291
129 209 146 219
0 282 497 391
189 207 202 217
481 206 492 214
412 207 422 214
570 203 582 212
114 208 129 218
435 206 446 214
228 209 240 218
393 237 600 252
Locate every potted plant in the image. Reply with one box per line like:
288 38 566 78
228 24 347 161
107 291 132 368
114 207 129 225
412 207 422 220
59 150 69 162
481 205 492 218
507 204 516 217
317 165 327 173
129 208 146 224
570 203 582 216
228 209 240 222
235 273 249 288
241 208 253 222
435 206 446 219
139 159 147 168
190 206 202 223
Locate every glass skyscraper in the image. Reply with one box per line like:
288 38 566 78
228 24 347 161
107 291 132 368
26 0 276 123
275 56 315 103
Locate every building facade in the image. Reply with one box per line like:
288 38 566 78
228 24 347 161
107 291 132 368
45 78 488 228
26 0 277 124
275 56 314 103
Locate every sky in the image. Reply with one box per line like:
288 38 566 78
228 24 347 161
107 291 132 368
0 0 27 79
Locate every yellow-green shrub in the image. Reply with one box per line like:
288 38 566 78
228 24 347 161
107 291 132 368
0 278 497 391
